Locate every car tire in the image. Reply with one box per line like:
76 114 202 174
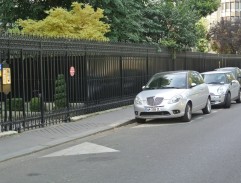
236 91 241 103
181 103 192 122
224 92 231 108
135 117 146 123
202 97 211 114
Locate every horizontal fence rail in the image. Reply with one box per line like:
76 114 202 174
0 34 240 132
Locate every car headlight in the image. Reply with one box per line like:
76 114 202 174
217 86 225 95
134 96 142 105
168 95 182 104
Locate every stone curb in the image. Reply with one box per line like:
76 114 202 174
0 131 18 138
70 105 132 121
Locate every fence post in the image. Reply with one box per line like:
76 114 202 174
65 46 70 122
20 49 26 131
39 40 45 128
120 56 123 97
7 48 12 130
146 48 149 82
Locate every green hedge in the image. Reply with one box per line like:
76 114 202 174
54 74 67 109
30 97 41 112
6 98 24 111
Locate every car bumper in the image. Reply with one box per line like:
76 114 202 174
210 94 225 105
134 101 186 119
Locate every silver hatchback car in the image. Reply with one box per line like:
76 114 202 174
202 71 241 108
134 71 211 123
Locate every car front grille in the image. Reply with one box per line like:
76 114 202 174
140 111 170 116
147 97 163 106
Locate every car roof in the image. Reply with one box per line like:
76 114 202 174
202 70 232 74
155 70 194 75
216 67 238 70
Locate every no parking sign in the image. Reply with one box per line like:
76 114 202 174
69 66 75 77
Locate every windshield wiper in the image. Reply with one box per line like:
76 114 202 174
207 82 221 84
144 87 157 90
160 86 180 89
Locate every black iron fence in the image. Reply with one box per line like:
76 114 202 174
0 34 240 132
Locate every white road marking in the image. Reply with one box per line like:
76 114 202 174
42 142 119 158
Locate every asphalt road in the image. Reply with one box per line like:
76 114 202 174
1 102 241 183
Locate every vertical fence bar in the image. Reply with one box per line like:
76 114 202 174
146 49 149 82
65 46 70 122
20 49 25 132
8 49 12 130
120 56 123 97
39 40 45 127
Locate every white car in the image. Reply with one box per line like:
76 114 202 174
202 71 241 108
134 71 211 123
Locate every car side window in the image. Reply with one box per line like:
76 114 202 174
190 71 203 85
226 73 234 83
197 73 204 84
237 68 241 77
230 73 235 80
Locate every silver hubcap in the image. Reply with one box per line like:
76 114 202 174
207 99 211 112
187 105 191 120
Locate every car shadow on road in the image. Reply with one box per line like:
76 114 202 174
136 105 234 125
142 113 204 125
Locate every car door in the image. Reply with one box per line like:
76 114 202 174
188 71 208 112
226 73 239 99
236 68 241 86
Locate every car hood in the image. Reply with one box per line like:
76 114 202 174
137 89 187 100
207 84 228 94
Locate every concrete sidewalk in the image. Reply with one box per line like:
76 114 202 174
0 105 135 162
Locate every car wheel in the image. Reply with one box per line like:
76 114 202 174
202 97 211 114
224 92 231 108
135 117 146 123
236 91 241 103
181 103 192 122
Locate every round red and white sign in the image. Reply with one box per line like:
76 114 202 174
69 66 75 77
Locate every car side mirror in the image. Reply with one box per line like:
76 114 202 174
231 80 236 84
142 86 146 90
190 83 197 88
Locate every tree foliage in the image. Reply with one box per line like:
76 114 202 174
17 2 110 41
0 0 15 29
0 0 220 51
208 19 241 54
165 0 220 17
147 1 199 51
0 0 95 30
195 18 209 52
188 0 220 18
89 0 147 42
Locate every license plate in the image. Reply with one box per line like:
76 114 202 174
145 107 162 112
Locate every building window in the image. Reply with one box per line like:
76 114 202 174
222 3 225 11
231 2 235 10
235 2 239 10
226 2 230 10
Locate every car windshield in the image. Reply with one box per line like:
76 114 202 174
202 73 226 84
217 68 236 78
144 72 187 89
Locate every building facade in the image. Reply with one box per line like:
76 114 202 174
207 0 241 27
